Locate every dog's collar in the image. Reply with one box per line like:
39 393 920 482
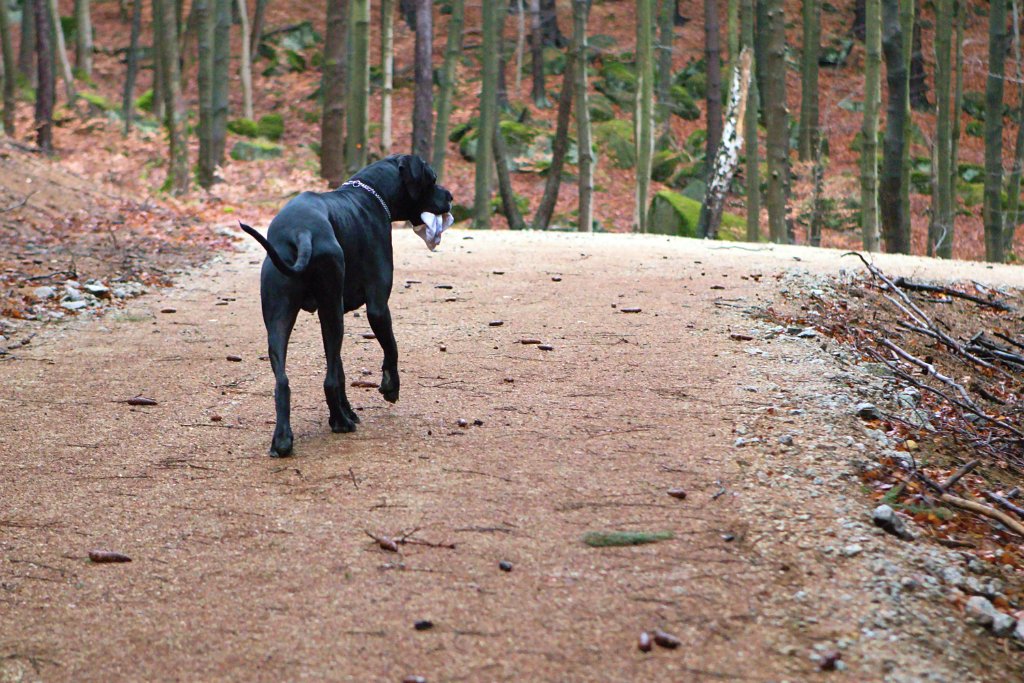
341 179 392 223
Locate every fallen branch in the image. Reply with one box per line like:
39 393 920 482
982 491 1024 519
939 493 1024 538
1 190 37 213
940 459 980 492
893 276 1014 312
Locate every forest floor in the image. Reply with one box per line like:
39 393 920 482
2 228 1024 682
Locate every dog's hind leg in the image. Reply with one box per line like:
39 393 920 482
262 286 301 457
316 250 358 434
366 282 400 404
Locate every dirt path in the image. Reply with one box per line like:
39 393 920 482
2 231 1022 682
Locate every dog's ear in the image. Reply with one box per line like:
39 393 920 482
399 155 435 201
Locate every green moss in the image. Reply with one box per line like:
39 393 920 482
588 92 616 123
582 531 674 547
648 189 744 239
651 150 680 183
594 119 635 169
595 57 637 106
966 120 984 138
79 91 115 111
258 114 285 141
958 182 984 208
227 118 260 138
135 89 154 113
230 139 284 161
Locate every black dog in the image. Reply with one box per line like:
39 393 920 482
240 154 452 457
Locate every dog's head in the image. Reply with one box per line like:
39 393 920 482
398 155 453 251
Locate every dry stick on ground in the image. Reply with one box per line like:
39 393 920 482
938 493 1024 537
893 276 1014 311
983 490 1024 518
940 459 980 491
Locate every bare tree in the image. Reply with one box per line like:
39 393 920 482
346 0 370 172
635 0 655 233
984 0 1008 262
573 0 593 232
412 0 433 159
156 0 188 193
381 0 394 155
237 0 254 120
432 0 464 180
529 0 548 107
121 0 142 134
74 0 92 77
320 0 348 185
532 48 575 230
861 0 881 251
32 0 52 152
0 0 16 135
473 0 500 229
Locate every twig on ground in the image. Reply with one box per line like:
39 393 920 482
939 493 1024 538
940 460 980 492
982 491 1024 519
893 276 1014 311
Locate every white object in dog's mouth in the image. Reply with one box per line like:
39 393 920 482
411 212 453 251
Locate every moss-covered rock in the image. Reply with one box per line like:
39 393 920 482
648 189 744 239
669 84 700 120
588 92 616 122
542 46 567 76
227 118 260 138
680 179 706 202
594 119 635 169
958 182 984 208
958 163 984 183
651 150 680 183
258 114 285 141
457 119 572 172
595 57 637 107
79 91 115 111
230 139 284 161
961 91 985 120
135 89 154 113
966 120 984 138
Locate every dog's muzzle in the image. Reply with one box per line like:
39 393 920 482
411 212 453 251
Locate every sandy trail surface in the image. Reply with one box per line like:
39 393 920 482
2 231 1022 682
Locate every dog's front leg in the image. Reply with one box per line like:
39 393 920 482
366 298 399 403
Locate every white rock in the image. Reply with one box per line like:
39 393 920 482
1015 619 1024 642
965 596 996 626
991 612 1015 637
63 286 84 302
33 286 56 299
61 300 88 311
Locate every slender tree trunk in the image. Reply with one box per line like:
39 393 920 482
211 0 230 165
532 48 575 230
636 0 654 233
196 0 215 188
852 0 865 41
762 0 788 243
496 2 511 111
726 0 738 72
932 0 953 258
741 0 759 241
656 0 674 138
19 1 35 86
237 0 254 120
152 0 165 122
861 0 880 251
399 0 414 29
909 1 929 110
250 0 269 55
0 0 16 135
897 0 913 252
121 0 141 134
32 0 52 151
346 0 370 172
320 0 348 185
156 0 188 193
432 0 463 180
950 0 964 223
493 124 525 230
1004 0 1024 256
529 0 547 107
514 0 525 93
540 0 562 47
48 0 75 101
984 0 1007 263
703 0 722 177
880 0 907 254
412 0 433 160
798 0 819 161
473 0 500 229
74 0 91 77
381 0 394 155
574 0 592 232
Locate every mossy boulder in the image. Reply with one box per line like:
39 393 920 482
80 91 115 111
594 119 635 169
966 120 984 138
457 119 573 172
542 46 567 76
651 150 680 183
958 182 984 208
258 114 285 141
135 89 154 113
588 92 616 123
227 118 260 138
595 57 637 107
648 189 745 239
673 59 707 98
680 178 707 202
230 139 284 161
958 163 984 183
669 84 700 120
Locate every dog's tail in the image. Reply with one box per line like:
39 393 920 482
239 222 312 278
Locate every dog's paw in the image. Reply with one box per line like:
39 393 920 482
379 386 400 404
344 407 361 424
330 415 357 433
269 437 293 458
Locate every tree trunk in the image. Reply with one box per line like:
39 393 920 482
656 0 674 137
514 0 525 93
635 0 654 233
211 0 230 166
237 0 254 120
120 0 141 134
852 0 865 42
0 0 17 135
74 0 91 77
1004 0 1024 256
380 0 394 155
320 0 348 185
540 0 563 47
880 0 907 254
531 47 575 231
700 49 752 238
897 0 913 252
573 0 592 232
32 0 52 151
762 0 788 243
931 0 953 257
493 124 525 230
529 0 547 107
412 0 432 160
984 0 1007 263
703 0 722 178
346 0 370 172
19 0 35 86
742 0 759 241
496 2 511 111
861 0 880 251
152 0 165 122
48 0 75 101
156 0 188 193
726 0 738 72
432 0 463 180
250 0 269 55
950 0 964 232
473 0 500 229
798 0 819 161
399 0 415 29
909 1 929 110
196 0 215 188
